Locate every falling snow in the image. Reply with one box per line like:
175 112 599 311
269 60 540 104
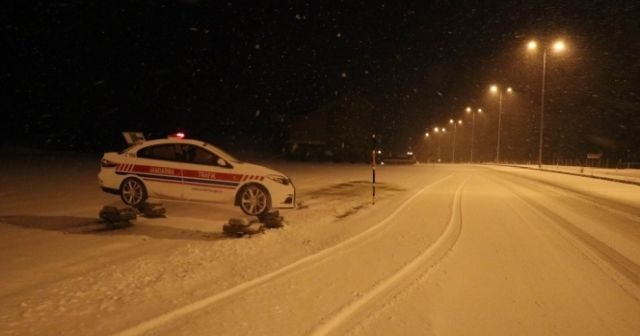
2 1 639 162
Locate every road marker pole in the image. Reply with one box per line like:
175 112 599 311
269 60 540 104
372 133 376 205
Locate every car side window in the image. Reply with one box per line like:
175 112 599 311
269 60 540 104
182 145 224 166
137 145 178 161
193 147 218 165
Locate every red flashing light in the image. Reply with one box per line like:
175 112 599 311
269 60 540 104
168 132 186 140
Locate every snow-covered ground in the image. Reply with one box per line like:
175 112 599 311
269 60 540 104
1 152 639 335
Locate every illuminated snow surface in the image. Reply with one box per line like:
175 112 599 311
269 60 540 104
1 152 639 335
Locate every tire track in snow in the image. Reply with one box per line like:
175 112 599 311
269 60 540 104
489 173 640 301
112 174 456 336
308 179 467 336
488 167 640 222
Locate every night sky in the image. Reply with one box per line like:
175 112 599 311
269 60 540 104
4 1 639 163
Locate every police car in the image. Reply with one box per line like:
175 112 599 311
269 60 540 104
98 133 295 216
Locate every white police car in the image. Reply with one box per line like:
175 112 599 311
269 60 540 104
98 133 295 216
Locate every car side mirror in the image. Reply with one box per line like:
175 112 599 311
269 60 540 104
217 158 227 167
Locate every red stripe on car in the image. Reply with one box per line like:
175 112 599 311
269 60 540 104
142 178 183 185
182 181 236 189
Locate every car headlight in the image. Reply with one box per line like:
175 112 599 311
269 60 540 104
101 158 118 168
266 174 290 185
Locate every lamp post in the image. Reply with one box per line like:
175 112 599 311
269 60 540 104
424 132 430 163
449 119 462 163
465 107 483 163
490 85 513 162
527 39 566 168
434 127 446 163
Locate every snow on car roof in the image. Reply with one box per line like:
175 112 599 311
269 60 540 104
124 138 204 149
123 138 240 163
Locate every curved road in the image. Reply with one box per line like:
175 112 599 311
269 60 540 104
118 166 640 335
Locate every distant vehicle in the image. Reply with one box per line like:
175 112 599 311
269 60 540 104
380 151 417 165
98 134 295 216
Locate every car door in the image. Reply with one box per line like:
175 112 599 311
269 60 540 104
179 144 241 203
134 144 185 200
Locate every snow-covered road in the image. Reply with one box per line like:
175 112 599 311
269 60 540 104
1 155 639 335
353 168 640 336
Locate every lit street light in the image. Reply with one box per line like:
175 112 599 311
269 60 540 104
465 107 483 163
449 119 462 163
527 38 567 168
490 85 513 162
434 126 446 163
424 132 430 163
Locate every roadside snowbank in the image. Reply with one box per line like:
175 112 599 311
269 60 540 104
500 163 640 185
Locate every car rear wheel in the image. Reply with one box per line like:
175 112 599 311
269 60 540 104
239 184 271 216
120 177 147 207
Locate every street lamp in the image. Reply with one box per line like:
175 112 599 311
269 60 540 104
424 132 430 163
434 126 446 163
490 85 513 162
527 38 567 168
449 119 462 163
465 107 483 162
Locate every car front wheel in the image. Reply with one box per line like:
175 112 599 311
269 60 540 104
120 177 147 207
239 184 271 216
